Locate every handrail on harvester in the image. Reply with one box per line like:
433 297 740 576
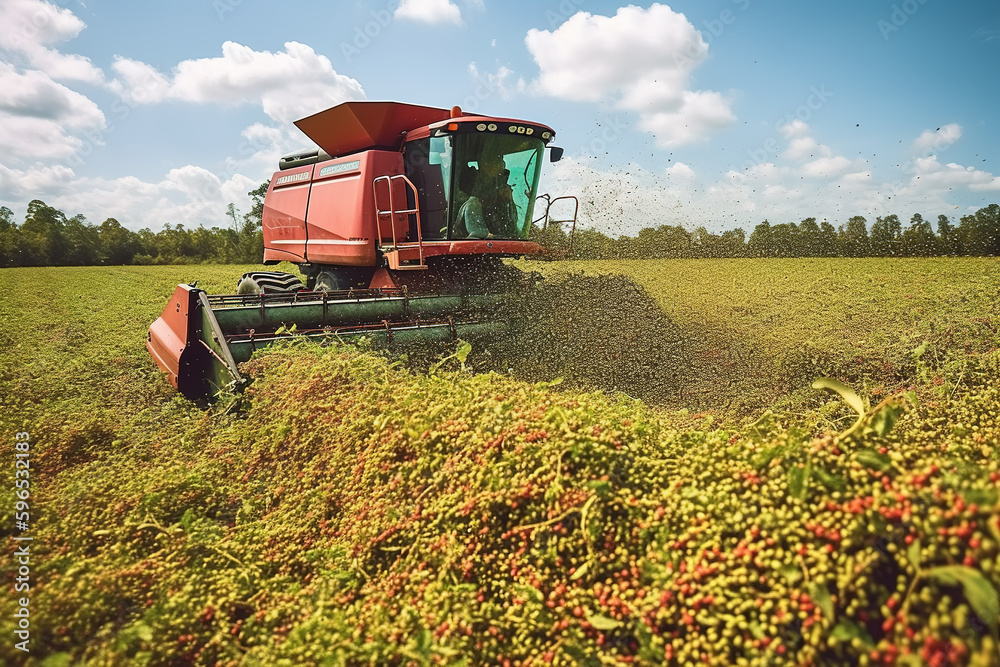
373 174 426 268
533 194 580 253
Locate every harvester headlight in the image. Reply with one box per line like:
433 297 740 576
488 123 497 131
542 131 551 140
477 123 487 131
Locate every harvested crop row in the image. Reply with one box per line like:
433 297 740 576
6 341 998 666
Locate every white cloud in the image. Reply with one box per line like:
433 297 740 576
840 170 873 184
21 167 265 232
2 38 367 231
774 121 861 179
0 0 85 48
639 90 736 147
525 4 735 147
911 156 1000 192
109 57 171 105
802 156 854 178
394 0 463 25
110 42 367 124
666 161 696 180
0 62 105 163
910 123 962 155
0 162 76 200
783 136 826 161
0 0 103 83
779 119 810 138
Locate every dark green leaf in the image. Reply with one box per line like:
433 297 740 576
988 518 1000 547
779 564 803 585
961 487 999 508
806 582 834 622
40 654 74 667
455 339 472 364
868 403 904 437
855 449 892 472
927 566 999 633
812 467 846 491
788 465 808 500
906 538 921 570
830 619 873 646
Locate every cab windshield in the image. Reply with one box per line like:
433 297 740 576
403 132 545 241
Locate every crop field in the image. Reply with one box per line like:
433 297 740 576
2 258 999 666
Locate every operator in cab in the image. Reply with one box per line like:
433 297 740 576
453 151 518 239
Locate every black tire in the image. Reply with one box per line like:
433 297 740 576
312 270 341 291
235 271 305 294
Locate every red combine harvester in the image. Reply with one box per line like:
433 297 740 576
147 101 569 402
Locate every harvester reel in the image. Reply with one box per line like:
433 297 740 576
236 271 304 295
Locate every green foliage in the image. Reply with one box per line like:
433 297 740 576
0 184 269 267
528 203 999 261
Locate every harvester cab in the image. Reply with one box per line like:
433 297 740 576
147 101 570 403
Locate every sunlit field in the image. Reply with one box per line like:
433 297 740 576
2 259 998 666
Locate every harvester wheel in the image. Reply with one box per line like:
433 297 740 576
236 271 304 294
312 270 341 291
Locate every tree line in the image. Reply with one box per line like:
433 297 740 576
1 184 997 267
0 182 268 268
535 204 1000 259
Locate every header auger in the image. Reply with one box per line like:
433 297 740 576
147 101 571 402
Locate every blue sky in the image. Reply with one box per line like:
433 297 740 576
0 0 997 236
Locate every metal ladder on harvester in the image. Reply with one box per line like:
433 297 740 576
373 174 428 271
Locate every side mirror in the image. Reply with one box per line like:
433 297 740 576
549 146 564 163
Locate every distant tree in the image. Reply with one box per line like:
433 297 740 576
131 228 157 264
797 218 821 257
885 214 902 255
245 180 269 231
901 213 936 257
691 226 721 258
718 228 746 258
936 214 958 255
633 225 691 258
747 220 773 257
571 228 618 259
155 223 196 263
21 199 68 265
0 206 16 267
99 218 139 265
841 216 869 257
870 216 892 256
957 205 1000 255
770 223 799 257
228 180 269 263
63 214 103 265
818 220 839 256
